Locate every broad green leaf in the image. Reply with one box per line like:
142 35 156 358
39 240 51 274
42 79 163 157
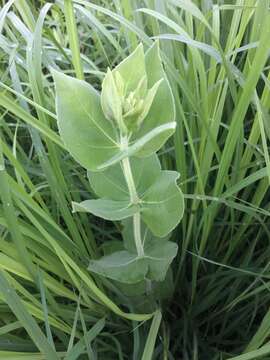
89 164 129 200
53 43 175 171
99 240 147 295
95 219 177 283
89 157 184 236
122 217 169 253
97 122 176 170
72 199 139 220
117 281 147 297
88 154 160 200
141 171 184 237
88 240 177 283
116 271 174 298
132 41 176 156
145 241 178 281
52 69 120 171
112 43 146 94
88 250 147 284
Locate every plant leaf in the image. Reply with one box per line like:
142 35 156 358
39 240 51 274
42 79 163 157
53 42 176 171
132 41 176 156
88 154 160 200
137 78 163 126
99 241 147 295
97 122 176 169
65 318 105 360
87 240 178 283
122 217 169 253
141 310 162 360
112 43 146 94
52 69 120 171
89 157 184 236
145 241 178 281
88 250 148 284
141 171 184 237
72 199 139 220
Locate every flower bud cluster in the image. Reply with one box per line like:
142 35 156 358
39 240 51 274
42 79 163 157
101 68 162 135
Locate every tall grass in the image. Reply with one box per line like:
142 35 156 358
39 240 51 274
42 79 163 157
0 0 270 358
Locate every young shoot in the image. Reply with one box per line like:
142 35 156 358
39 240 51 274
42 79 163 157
53 42 184 288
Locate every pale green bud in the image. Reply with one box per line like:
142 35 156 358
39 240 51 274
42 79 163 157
122 78 163 132
133 75 147 99
137 78 163 126
124 99 144 119
114 71 125 97
101 68 127 134
101 66 163 135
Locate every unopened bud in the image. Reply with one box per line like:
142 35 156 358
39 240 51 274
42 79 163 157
101 68 127 133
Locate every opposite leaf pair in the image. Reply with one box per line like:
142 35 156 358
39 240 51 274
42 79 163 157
89 219 178 284
52 42 176 171
73 154 184 238
89 250 153 284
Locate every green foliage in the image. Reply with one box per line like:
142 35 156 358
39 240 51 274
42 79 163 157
53 70 119 171
141 170 184 237
1 0 270 359
88 154 161 200
55 41 184 285
72 199 139 220
87 155 184 236
88 240 178 283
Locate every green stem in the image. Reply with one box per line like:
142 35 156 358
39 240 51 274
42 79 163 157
121 138 144 257
121 156 138 203
133 212 144 257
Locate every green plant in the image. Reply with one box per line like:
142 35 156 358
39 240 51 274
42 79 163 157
1 0 270 359
53 42 184 286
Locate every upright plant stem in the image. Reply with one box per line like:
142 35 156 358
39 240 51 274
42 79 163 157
133 212 143 255
121 137 144 257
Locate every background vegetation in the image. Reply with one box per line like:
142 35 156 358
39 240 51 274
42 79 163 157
0 0 270 359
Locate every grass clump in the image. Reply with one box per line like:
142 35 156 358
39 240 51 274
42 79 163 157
0 0 270 359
